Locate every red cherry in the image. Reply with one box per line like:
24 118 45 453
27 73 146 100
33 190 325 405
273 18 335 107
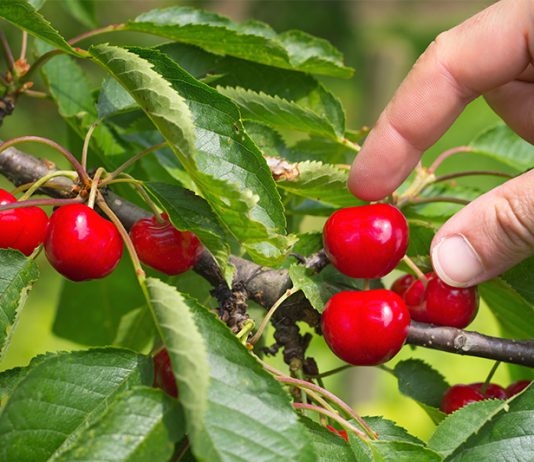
323 204 408 279
326 425 349 442
505 380 531 397
441 384 485 414
153 348 178 398
391 274 416 298
0 189 48 256
44 204 123 281
403 273 478 328
441 382 507 414
321 290 410 366
130 214 203 276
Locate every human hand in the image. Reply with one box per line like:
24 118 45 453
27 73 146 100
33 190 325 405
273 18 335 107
349 0 534 288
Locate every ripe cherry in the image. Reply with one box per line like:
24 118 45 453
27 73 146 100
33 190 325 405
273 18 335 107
403 272 478 328
0 189 48 256
505 380 531 397
326 425 349 442
391 274 416 298
323 204 408 279
441 382 507 414
44 204 123 281
153 348 178 398
321 290 410 366
130 214 203 276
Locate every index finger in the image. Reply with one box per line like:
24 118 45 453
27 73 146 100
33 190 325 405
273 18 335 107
348 0 533 201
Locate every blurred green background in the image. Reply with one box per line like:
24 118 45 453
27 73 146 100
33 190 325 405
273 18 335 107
0 0 515 441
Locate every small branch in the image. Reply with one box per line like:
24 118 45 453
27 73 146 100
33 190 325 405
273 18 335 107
21 49 63 83
428 146 474 174
433 170 514 183
0 31 15 71
406 196 470 206
68 24 126 45
407 322 534 367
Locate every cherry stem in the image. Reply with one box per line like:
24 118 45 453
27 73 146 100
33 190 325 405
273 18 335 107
23 89 49 99
81 120 101 172
236 319 255 342
133 183 165 224
19 170 78 201
481 361 501 394
307 364 353 379
292 403 368 440
407 196 470 206
249 288 299 345
0 136 89 183
277 376 377 439
100 142 168 186
297 386 338 415
433 170 514 183
20 31 28 61
363 279 370 291
68 23 126 45
87 167 106 209
21 49 63 83
428 146 474 174
402 255 427 284
0 31 15 71
96 191 146 280
0 197 83 212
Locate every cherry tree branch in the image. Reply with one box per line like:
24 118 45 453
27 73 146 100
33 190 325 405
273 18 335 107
1 144 533 368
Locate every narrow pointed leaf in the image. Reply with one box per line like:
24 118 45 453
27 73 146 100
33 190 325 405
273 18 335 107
0 249 39 359
0 0 74 54
90 44 291 264
127 6 353 78
146 278 317 462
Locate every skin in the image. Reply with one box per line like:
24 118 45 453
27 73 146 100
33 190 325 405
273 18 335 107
349 0 534 287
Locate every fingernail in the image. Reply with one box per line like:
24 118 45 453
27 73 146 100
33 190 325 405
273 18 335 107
431 234 484 287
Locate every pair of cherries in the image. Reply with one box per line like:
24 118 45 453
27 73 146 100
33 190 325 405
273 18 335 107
441 380 531 414
0 188 202 281
320 203 479 366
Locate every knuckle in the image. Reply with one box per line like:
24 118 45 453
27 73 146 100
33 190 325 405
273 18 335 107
493 193 534 252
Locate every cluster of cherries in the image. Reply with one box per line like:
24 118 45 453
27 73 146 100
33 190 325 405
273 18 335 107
441 379 531 414
0 189 203 281
321 203 479 366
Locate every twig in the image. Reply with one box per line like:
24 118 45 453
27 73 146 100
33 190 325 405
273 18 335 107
428 146 474 174
433 170 513 183
0 31 15 71
68 24 126 45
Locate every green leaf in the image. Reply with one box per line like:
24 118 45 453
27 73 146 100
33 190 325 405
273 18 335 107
501 257 534 306
0 249 39 359
428 399 506 458
480 278 534 339
469 123 534 172
0 0 74 54
288 136 357 164
446 384 534 461
146 278 316 462
219 87 341 139
289 264 325 312
300 417 356 462
158 42 346 135
51 387 185 462
276 160 359 208
113 306 155 352
0 348 152 462
369 441 442 462
393 359 449 424
363 416 423 445
35 41 131 170
145 182 232 282
90 45 291 265
127 6 353 78
53 256 147 346
62 0 97 29
407 220 436 257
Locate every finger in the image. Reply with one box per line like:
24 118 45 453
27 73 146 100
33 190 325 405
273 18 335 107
349 0 533 201
485 80 534 144
430 169 534 287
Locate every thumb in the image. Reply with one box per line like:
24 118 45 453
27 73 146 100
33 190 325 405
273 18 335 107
430 169 534 287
